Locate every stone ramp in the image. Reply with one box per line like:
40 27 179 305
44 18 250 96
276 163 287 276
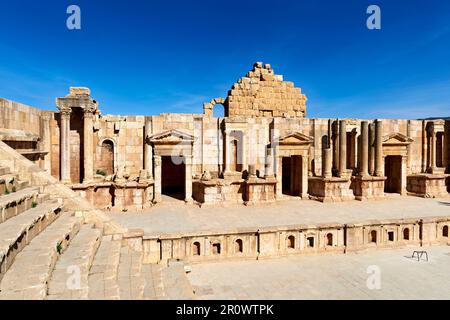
0 199 64 279
0 213 81 300
47 224 102 300
88 236 121 300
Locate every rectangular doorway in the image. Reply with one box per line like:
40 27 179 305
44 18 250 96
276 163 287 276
384 155 402 194
282 156 302 196
161 156 185 200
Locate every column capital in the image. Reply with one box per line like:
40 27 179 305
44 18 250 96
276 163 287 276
59 107 72 117
41 111 53 121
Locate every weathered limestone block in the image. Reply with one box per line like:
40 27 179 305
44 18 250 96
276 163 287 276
308 177 355 202
407 174 448 198
351 176 386 201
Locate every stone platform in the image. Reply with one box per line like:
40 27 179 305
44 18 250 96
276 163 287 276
111 196 450 236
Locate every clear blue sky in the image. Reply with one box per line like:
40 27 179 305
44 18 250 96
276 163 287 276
1 0 450 119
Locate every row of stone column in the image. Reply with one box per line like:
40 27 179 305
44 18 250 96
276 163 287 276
322 120 384 178
59 108 96 184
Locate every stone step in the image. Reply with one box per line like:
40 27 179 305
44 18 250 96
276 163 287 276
0 174 17 196
88 236 121 300
47 225 102 300
142 264 168 300
0 187 40 223
117 246 145 300
0 167 11 176
0 199 64 279
0 213 82 300
160 261 195 300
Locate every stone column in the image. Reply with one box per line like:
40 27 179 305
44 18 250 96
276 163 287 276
359 121 369 177
368 123 375 175
185 155 193 203
264 147 274 178
301 155 309 198
41 112 52 173
144 119 153 178
338 120 347 177
223 130 231 174
83 110 94 183
332 120 339 174
428 124 437 173
375 120 383 177
445 121 450 173
276 156 283 198
322 148 332 178
401 156 407 195
242 132 247 173
60 108 71 183
153 155 162 203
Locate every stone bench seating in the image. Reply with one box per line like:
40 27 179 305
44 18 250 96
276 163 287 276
47 225 102 299
0 187 40 223
0 167 11 176
0 199 64 279
0 213 82 300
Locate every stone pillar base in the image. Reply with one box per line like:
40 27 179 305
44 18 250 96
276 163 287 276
308 177 355 203
407 174 448 198
351 176 386 201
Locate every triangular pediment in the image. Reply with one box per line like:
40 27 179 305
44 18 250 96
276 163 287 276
276 132 314 145
383 132 413 145
148 129 195 145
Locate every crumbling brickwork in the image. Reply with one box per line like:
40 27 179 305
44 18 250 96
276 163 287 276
224 62 307 118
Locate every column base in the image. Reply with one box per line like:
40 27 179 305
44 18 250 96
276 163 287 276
308 176 355 202
351 176 386 201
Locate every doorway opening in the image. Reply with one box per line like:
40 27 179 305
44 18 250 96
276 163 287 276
161 156 185 200
384 156 402 194
281 156 303 196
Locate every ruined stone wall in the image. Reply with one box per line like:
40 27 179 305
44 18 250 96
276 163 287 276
223 62 307 118
0 98 45 136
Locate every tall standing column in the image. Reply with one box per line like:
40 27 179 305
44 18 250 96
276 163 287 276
322 148 332 178
265 147 274 178
185 155 193 203
375 120 384 177
359 121 369 177
332 120 339 174
338 120 347 177
223 130 231 174
301 155 309 198
144 119 153 178
368 123 375 175
428 125 437 173
60 108 71 183
445 121 450 173
83 110 94 183
41 112 52 173
153 155 162 203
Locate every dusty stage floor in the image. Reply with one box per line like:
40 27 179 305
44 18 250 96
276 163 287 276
186 245 450 300
110 195 450 236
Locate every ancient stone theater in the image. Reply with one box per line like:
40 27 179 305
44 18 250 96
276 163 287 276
0 62 449 299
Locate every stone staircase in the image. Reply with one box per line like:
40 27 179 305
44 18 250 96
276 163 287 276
0 163 107 300
0 156 193 300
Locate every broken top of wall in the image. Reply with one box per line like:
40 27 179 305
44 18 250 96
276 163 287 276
56 87 99 113
223 62 307 118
